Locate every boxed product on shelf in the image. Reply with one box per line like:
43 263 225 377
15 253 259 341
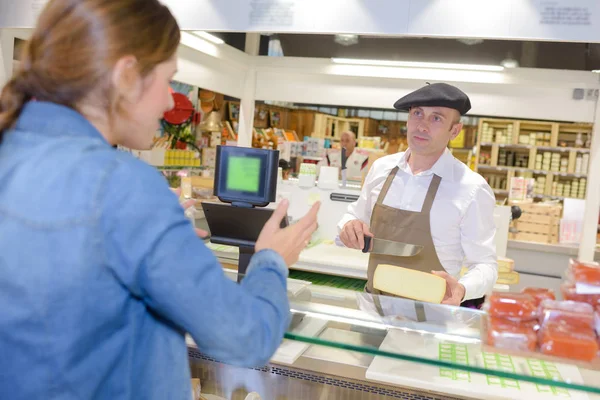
181 176 215 199
202 148 217 168
509 201 562 244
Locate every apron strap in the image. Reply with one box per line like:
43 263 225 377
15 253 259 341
421 174 442 214
375 166 399 206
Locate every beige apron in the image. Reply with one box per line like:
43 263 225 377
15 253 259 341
366 166 444 295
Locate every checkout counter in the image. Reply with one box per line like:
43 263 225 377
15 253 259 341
188 148 600 400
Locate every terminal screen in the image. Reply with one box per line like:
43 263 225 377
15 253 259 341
214 145 279 207
226 156 261 194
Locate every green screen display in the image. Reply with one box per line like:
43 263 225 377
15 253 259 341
226 156 261 193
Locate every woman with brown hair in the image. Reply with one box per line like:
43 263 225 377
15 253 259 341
0 1 319 399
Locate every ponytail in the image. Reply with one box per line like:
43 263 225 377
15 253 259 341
0 75 31 143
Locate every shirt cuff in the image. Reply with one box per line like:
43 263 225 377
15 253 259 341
459 275 482 302
337 214 357 234
246 249 289 279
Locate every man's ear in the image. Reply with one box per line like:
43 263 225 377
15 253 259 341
450 122 463 140
111 55 143 104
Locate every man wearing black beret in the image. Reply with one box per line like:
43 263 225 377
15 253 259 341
338 82 498 307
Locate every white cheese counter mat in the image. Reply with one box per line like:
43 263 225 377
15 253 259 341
366 329 591 400
207 241 369 279
297 242 368 278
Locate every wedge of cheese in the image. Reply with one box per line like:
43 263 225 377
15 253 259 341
497 257 515 274
373 264 447 304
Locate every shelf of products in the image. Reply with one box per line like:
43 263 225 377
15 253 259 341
476 118 593 203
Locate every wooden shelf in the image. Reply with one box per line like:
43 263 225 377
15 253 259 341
475 117 593 204
536 146 590 153
478 165 587 178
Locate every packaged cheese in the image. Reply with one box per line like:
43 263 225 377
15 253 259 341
373 264 446 304
539 323 599 362
539 300 595 332
487 317 537 352
521 287 555 306
485 292 538 321
560 282 600 306
497 257 515 274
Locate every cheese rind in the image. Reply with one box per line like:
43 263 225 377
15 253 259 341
373 264 446 304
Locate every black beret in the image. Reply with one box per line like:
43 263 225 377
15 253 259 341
393 83 471 115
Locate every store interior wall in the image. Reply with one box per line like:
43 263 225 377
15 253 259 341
253 60 598 122
1 26 599 261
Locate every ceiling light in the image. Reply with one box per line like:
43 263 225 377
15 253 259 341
179 32 218 57
191 31 224 45
331 58 504 72
334 34 359 46
501 58 519 69
457 38 485 46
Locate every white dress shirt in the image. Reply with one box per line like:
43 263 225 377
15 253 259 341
337 148 498 301
324 150 369 180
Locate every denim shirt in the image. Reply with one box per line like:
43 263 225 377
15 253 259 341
0 102 290 400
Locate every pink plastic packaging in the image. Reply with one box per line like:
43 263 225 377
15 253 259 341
487 317 537 352
521 287 556 306
539 323 598 362
538 300 595 332
568 259 600 286
560 282 600 306
486 292 538 321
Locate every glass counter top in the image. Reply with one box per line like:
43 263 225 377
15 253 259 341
220 269 600 398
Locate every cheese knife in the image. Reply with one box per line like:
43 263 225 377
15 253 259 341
362 236 423 257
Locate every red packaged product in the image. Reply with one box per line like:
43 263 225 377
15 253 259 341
560 282 600 306
486 292 538 321
539 323 598 362
487 317 537 352
521 287 555 306
569 259 600 286
538 300 595 332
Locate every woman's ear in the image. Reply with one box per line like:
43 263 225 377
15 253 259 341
111 55 143 105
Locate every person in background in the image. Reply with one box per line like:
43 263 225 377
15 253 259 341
324 131 369 180
338 83 497 307
0 1 319 399
279 158 292 180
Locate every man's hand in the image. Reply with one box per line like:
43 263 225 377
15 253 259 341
432 271 466 306
339 219 373 250
171 187 209 239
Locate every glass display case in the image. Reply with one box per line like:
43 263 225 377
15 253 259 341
188 270 600 400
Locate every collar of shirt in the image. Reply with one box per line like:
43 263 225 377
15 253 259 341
14 101 109 145
397 148 455 182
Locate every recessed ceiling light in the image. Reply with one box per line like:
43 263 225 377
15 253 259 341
190 31 224 45
334 34 359 46
331 58 504 72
